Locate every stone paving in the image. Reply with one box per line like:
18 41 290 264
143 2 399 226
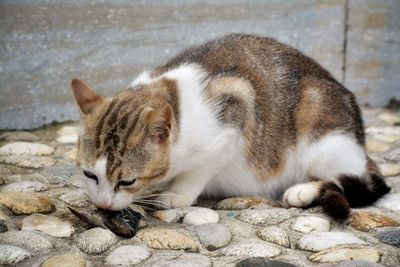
0 107 399 266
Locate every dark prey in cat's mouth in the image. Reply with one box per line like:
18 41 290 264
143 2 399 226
68 207 142 238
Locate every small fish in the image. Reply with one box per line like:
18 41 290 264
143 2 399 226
69 207 142 238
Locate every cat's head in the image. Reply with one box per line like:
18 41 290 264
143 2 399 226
70 78 179 210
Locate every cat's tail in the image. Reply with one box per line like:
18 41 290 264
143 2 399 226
317 158 391 220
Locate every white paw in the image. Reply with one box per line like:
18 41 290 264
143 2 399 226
283 183 319 208
156 191 194 209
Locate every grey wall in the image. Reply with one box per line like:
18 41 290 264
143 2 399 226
1 0 399 130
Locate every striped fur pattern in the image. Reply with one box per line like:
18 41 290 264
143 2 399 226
71 33 390 218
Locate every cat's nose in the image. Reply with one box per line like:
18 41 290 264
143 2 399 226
96 200 112 209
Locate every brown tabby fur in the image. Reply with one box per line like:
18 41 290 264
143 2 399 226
154 33 363 180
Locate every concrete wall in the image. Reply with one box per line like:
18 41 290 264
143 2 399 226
1 0 399 129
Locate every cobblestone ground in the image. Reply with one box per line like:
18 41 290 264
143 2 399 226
0 107 399 267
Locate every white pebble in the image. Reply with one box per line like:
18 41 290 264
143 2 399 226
183 207 219 225
1 181 48 193
298 232 367 252
105 245 150 265
0 142 54 156
0 245 31 265
290 216 330 233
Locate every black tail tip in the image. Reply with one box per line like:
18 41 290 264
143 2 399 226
339 174 391 208
318 182 351 220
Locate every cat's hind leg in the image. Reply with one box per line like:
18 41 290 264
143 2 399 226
282 132 390 219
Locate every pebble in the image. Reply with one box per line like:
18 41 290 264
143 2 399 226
41 255 86 267
377 228 400 247
309 245 380 263
0 245 32 265
21 214 74 238
153 207 219 225
159 253 212 267
56 135 78 144
330 261 385 267
0 192 54 215
374 193 400 212
183 207 219 225
297 232 367 252
195 223 232 250
0 131 40 142
374 134 400 143
0 230 53 252
41 165 77 183
0 142 54 156
137 228 199 252
105 245 151 266
74 227 118 254
0 208 10 221
0 155 56 169
25 173 61 184
67 173 86 188
290 216 330 233
350 211 399 232
1 181 48 192
0 220 7 233
152 207 194 223
379 163 400 177
238 208 291 225
366 138 392 153
383 147 400 162
58 126 79 137
137 250 183 266
59 190 91 207
8 173 59 184
366 126 400 135
215 197 275 210
378 112 400 125
257 226 290 248
236 258 297 267
217 239 281 258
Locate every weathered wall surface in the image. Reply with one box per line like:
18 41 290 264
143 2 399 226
0 0 399 129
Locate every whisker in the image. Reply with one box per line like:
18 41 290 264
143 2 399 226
134 199 171 207
137 199 169 205
132 200 170 210
139 192 180 198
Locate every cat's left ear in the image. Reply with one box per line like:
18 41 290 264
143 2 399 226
70 78 104 114
147 104 173 144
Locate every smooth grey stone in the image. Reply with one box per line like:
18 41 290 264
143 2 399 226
195 223 232 251
377 228 400 247
329 260 385 267
236 257 297 267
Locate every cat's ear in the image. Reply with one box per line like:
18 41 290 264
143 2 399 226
70 78 104 114
146 104 173 144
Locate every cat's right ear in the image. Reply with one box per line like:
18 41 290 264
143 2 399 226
70 78 104 114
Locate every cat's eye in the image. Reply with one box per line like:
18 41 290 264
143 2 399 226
83 171 98 184
118 179 136 187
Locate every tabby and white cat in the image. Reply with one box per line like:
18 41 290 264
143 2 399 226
71 33 390 219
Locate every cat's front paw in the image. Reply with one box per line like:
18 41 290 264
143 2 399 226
283 182 320 208
156 191 194 209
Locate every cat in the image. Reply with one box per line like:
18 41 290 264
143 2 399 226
70 33 390 219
